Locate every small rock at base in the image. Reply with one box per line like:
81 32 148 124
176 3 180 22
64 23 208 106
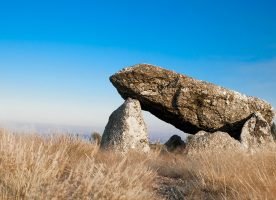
164 135 186 152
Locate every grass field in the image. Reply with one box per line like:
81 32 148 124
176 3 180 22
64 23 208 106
0 129 275 199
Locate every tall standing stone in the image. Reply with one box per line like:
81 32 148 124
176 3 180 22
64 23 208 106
100 98 150 153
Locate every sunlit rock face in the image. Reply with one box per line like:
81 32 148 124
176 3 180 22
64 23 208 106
110 64 274 139
185 131 243 154
240 112 274 149
101 98 150 153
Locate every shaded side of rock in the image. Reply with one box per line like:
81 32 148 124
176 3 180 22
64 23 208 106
272 122 276 140
164 135 186 152
240 112 274 149
185 131 243 154
110 64 274 139
100 98 150 153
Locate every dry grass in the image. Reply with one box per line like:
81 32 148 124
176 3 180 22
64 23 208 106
0 129 276 200
192 150 276 200
0 129 156 200
152 148 276 200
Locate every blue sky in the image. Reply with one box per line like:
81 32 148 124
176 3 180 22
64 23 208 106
0 0 275 139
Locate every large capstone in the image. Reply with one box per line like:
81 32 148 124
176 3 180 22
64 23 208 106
100 98 150 153
110 64 274 138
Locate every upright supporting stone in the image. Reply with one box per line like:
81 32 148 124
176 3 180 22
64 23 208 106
100 98 150 153
240 112 274 149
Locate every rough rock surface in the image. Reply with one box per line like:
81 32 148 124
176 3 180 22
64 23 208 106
185 131 243 153
164 135 186 152
272 122 276 140
100 98 150 153
240 112 274 149
110 64 274 138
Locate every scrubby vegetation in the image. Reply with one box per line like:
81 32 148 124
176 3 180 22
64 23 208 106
0 129 275 199
90 132 102 145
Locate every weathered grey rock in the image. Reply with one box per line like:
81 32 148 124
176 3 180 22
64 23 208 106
100 98 150 153
110 64 274 138
164 135 186 152
185 131 243 153
272 122 276 140
240 112 274 149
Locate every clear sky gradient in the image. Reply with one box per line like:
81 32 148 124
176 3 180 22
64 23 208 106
0 0 275 139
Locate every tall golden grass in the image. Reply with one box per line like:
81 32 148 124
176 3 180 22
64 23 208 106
152 149 276 199
0 129 275 199
0 129 156 199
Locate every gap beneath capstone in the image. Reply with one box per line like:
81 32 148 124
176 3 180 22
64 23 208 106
142 111 187 143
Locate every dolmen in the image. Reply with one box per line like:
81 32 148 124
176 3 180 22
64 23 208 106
101 64 275 153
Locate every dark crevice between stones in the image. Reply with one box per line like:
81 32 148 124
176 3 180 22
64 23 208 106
216 114 253 141
171 86 182 113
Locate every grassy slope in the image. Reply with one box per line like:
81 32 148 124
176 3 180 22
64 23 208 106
0 129 275 199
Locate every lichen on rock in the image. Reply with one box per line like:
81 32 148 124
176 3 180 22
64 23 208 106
100 98 150 153
110 64 274 138
185 131 243 154
240 112 274 149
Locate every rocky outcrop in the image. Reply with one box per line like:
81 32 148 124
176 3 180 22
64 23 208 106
164 135 186 152
110 64 274 138
240 113 274 149
185 131 243 153
100 98 150 153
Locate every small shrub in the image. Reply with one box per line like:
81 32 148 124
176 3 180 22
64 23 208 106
90 132 102 145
